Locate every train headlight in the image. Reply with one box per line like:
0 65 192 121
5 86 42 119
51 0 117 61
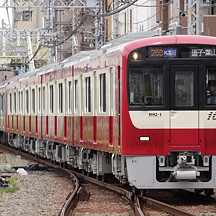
139 136 150 141
131 51 142 61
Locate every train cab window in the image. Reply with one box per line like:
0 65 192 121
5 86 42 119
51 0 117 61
49 85 54 114
32 89 35 114
175 72 194 107
99 73 106 112
58 83 63 114
14 92 16 114
128 66 163 107
85 77 91 113
74 80 78 113
206 67 216 105
26 90 29 114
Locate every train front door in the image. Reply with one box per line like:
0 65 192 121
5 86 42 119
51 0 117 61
170 65 199 146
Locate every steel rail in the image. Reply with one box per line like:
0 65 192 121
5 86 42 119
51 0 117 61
0 143 197 216
139 195 196 216
0 144 79 216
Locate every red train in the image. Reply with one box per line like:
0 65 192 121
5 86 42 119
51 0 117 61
1 33 216 195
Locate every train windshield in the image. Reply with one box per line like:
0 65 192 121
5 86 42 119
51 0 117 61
128 66 163 106
206 67 216 105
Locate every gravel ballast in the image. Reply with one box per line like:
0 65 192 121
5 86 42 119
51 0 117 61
0 153 73 216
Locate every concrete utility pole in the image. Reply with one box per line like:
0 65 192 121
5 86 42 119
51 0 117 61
112 0 119 40
186 0 203 35
95 0 104 50
0 0 96 67
169 0 180 35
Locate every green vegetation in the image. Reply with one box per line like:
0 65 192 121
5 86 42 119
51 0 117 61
0 177 20 194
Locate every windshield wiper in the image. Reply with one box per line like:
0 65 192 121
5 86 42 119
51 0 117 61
136 96 148 110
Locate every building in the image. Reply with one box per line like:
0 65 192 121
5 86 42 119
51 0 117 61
156 0 216 36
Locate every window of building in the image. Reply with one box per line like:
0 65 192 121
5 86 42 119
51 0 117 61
99 73 106 112
58 83 63 113
50 85 54 113
130 9 132 32
124 12 127 34
15 11 32 21
85 77 91 113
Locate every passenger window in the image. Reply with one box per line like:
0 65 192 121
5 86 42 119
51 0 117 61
58 83 63 113
68 81 72 113
26 90 29 114
50 85 54 114
128 67 163 106
74 80 78 113
38 87 41 113
43 86 46 114
175 72 194 107
0 94 3 113
32 89 35 114
9 93 12 114
99 73 106 112
18 92 20 113
206 67 216 105
85 77 91 113
14 92 16 114
21 91 23 114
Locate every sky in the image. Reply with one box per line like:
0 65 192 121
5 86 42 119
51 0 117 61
0 0 12 27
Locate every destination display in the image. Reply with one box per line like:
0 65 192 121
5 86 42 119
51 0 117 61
149 48 177 58
147 46 216 58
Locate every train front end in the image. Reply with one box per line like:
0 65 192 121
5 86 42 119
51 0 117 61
122 35 216 192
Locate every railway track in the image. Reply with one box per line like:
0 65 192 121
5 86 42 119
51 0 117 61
0 143 197 216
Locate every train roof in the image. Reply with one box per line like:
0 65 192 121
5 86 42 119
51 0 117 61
2 32 216 88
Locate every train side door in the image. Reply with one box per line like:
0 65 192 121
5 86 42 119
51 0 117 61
170 65 199 146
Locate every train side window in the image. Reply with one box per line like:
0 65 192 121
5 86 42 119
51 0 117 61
0 94 3 113
26 90 29 114
110 67 114 115
14 92 16 114
85 77 91 113
43 86 46 114
18 92 20 113
32 88 35 114
58 83 63 114
74 79 78 113
38 87 41 113
49 84 54 114
206 67 216 105
99 73 106 112
68 81 72 113
21 91 23 114
9 93 12 114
